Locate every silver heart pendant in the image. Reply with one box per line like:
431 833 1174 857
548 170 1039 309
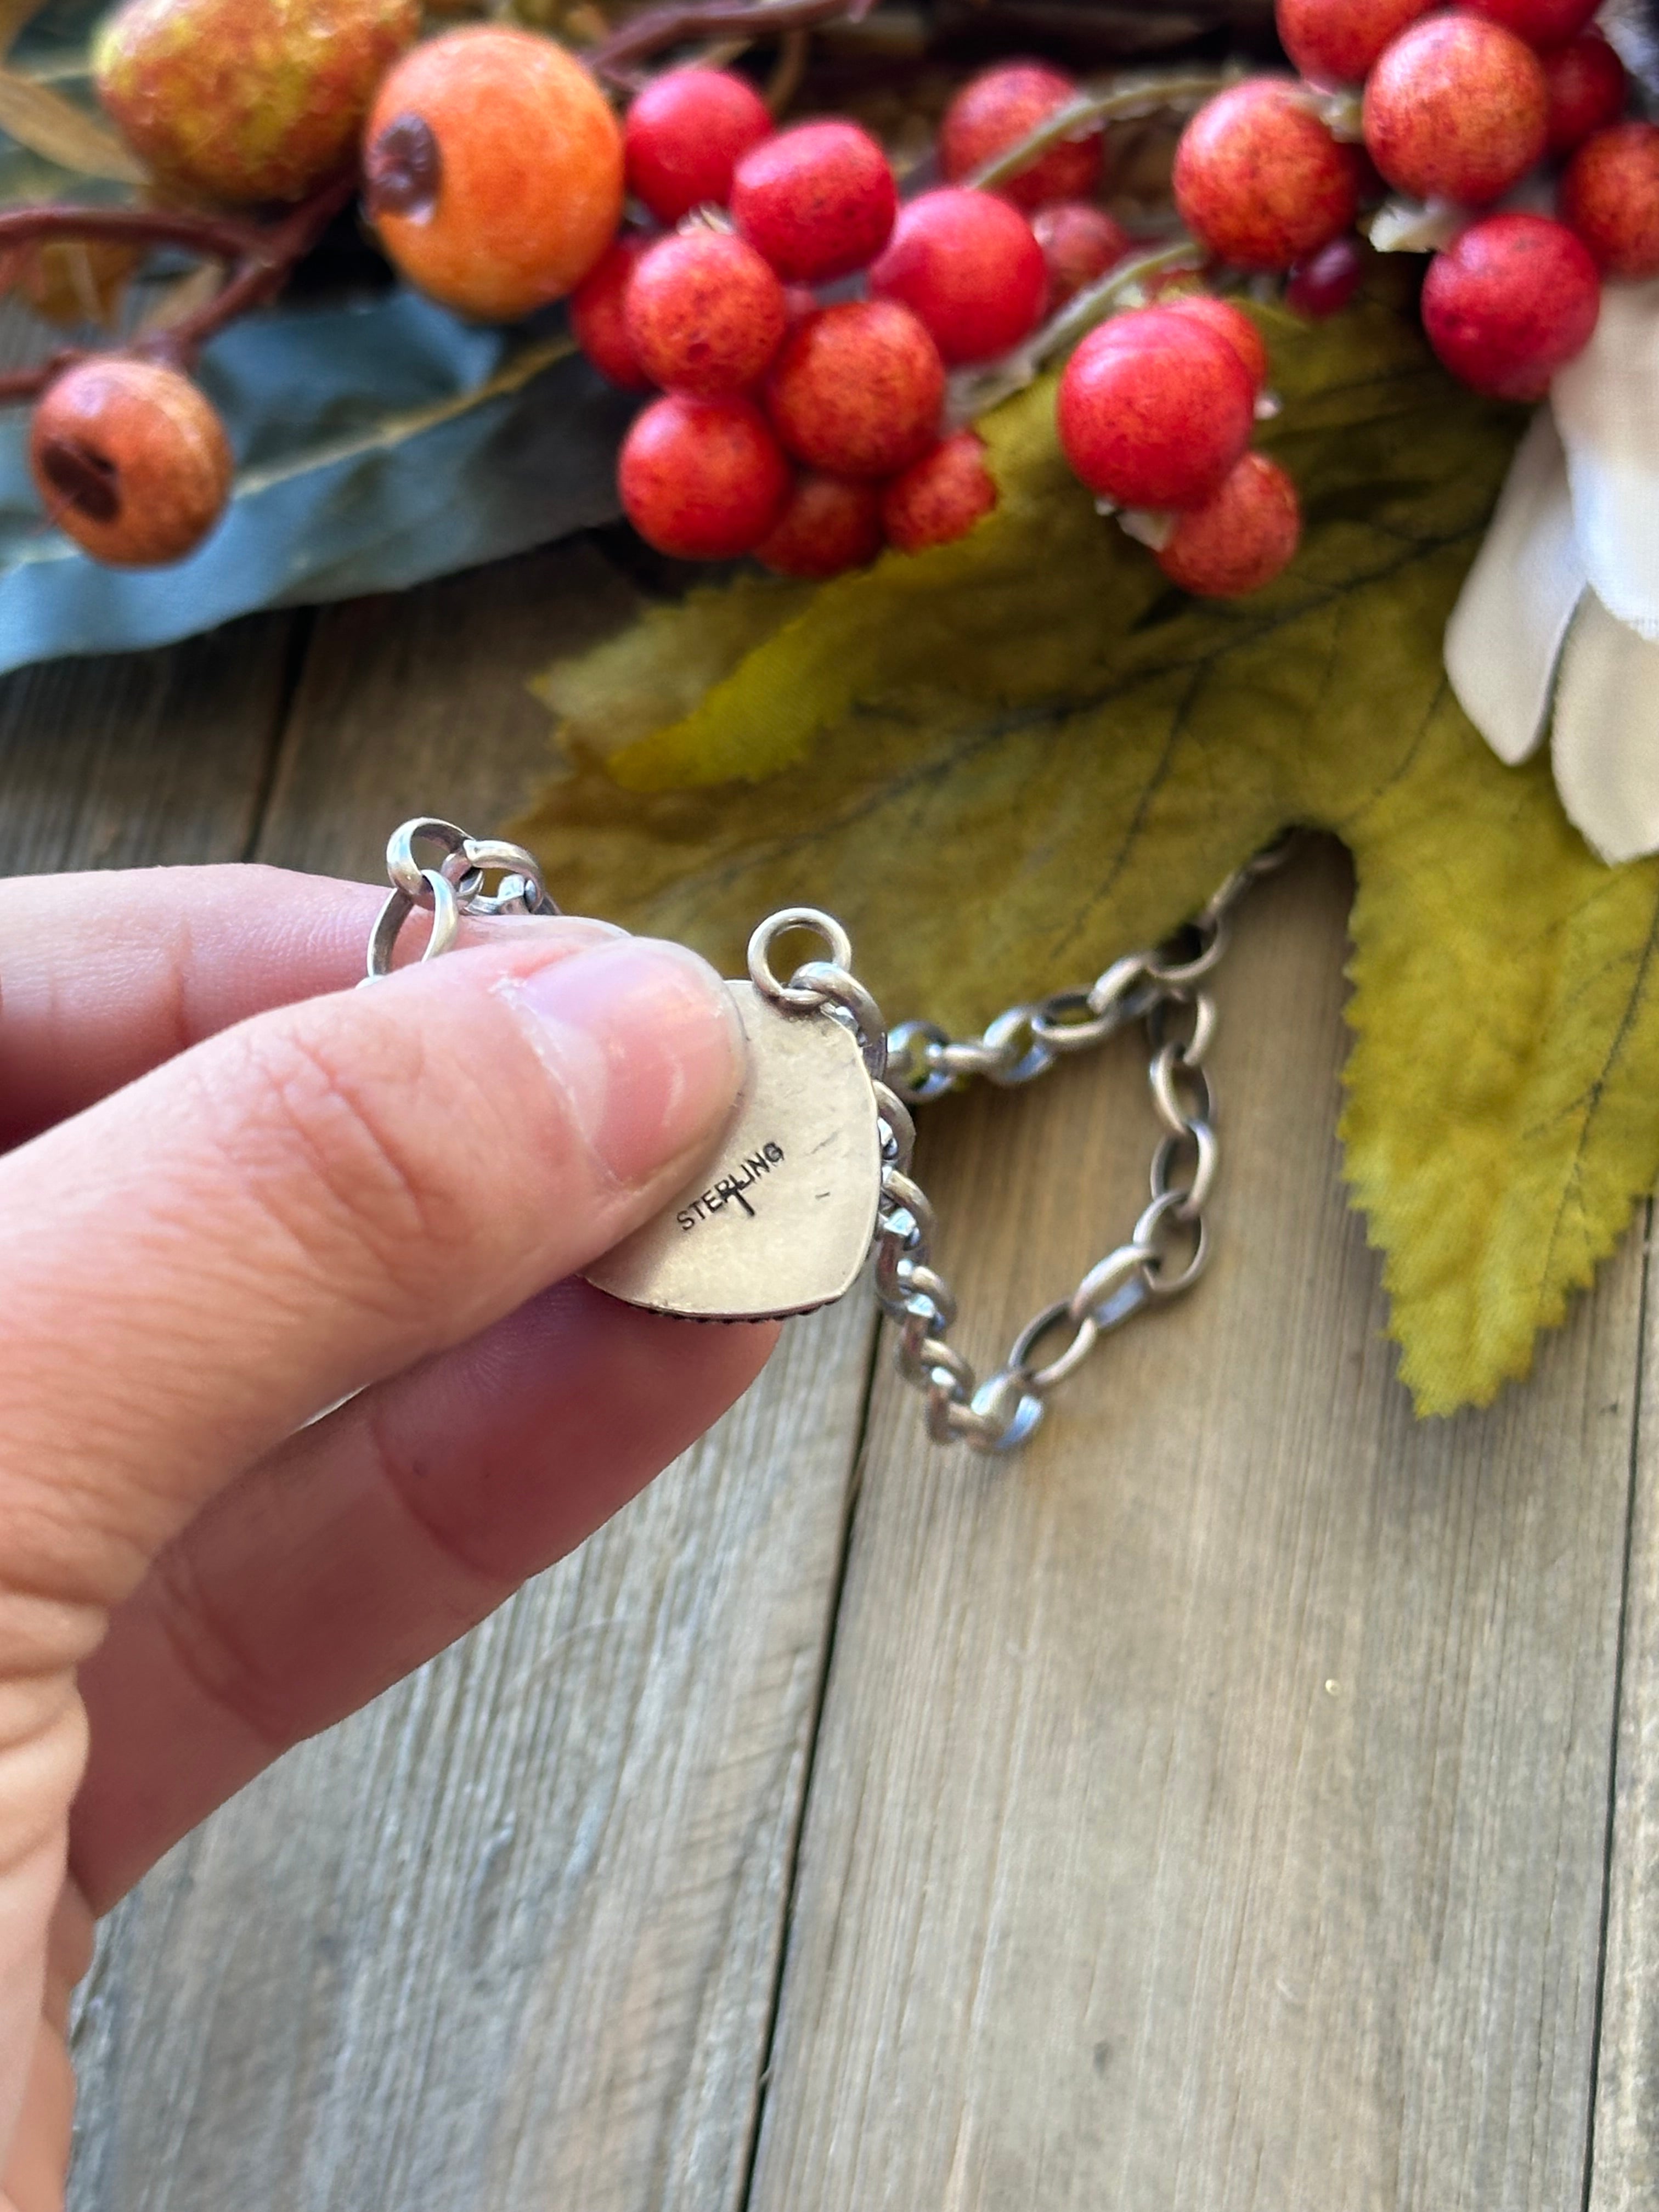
583 980 882 1322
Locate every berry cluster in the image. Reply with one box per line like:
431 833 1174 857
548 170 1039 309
569 65 1102 574
1174 0 1656 400
1058 296 1300 597
11 10 1312 605
575 57 1296 597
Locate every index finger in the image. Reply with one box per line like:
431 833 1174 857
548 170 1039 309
0 864 569 1146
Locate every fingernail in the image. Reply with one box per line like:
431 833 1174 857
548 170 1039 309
499 937 744 1187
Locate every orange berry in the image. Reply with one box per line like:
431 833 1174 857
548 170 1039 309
31 358 232 568
364 28 623 321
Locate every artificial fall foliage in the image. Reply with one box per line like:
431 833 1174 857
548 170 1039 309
515 280 1659 1415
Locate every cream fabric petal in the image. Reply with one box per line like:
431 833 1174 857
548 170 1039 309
1549 591 1659 862
1444 407 1587 764
1551 277 1659 641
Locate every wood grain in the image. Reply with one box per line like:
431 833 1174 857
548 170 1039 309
748 838 1642 2212
254 540 640 882
68 539 879 2212
1585 1209 1654 2212
0 613 298 875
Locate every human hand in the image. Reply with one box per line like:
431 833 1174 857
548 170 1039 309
0 862 776 2211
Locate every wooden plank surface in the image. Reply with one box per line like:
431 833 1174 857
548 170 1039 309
1 560 1644 2212
65 540 878 2212
0 613 298 874
748 838 1644 2212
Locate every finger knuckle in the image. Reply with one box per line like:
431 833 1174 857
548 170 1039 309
210 1016 478 1296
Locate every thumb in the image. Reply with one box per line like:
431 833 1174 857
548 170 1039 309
0 918 747 1634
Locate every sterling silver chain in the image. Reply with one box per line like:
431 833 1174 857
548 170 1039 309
370 817 1294 1457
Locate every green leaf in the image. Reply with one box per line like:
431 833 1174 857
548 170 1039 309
512 283 1659 1413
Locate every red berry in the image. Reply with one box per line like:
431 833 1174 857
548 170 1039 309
1420 212 1599 399
765 300 944 478
1561 121 1659 279
1276 0 1434 84
882 429 997 553
624 228 786 395
1162 294 1268 392
619 392 789 558
731 121 896 281
1031 200 1130 307
31 357 232 567
570 231 651 389
1057 307 1256 510
1463 0 1598 50
754 471 883 577
1154 452 1301 597
1542 33 1627 156
1285 234 1368 316
1173 80 1361 272
938 61 1104 211
867 188 1046 366
1362 15 1547 206
623 67 771 224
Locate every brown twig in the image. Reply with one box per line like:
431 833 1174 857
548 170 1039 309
0 201 268 263
590 0 875 85
0 170 357 404
140 170 358 365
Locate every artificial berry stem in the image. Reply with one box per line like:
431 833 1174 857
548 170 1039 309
965 69 1239 193
0 202 267 266
590 0 877 86
950 237 1206 421
142 170 359 366
0 171 357 404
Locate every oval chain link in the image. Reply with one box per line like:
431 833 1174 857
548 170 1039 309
763 833 1295 1455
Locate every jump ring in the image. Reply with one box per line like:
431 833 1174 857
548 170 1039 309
385 817 470 905
748 907 855 1009
363 867 461 982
